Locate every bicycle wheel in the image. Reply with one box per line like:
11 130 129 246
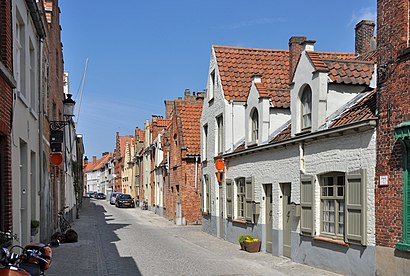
60 219 71 233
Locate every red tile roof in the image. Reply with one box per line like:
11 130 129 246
306 51 375 86
214 45 290 107
84 152 114 173
174 101 203 156
330 90 377 128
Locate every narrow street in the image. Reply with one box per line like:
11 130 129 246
47 198 339 276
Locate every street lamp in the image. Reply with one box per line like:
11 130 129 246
50 94 76 165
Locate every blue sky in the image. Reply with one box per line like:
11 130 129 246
60 0 376 159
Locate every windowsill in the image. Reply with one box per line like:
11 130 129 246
17 91 30 108
232 219 247 225
313 236 349 247
29 107 38 120
396 242 410 252
295 129 311 136
247 141 257 148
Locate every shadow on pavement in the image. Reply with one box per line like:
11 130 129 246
47 198 142 276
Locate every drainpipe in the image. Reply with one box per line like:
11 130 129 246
38 36 45 242
195 156 198 192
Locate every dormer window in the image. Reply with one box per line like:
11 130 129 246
301 85 312 130
250 108 259 143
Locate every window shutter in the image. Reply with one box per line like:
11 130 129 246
300 174 314 235
200 177 204 212
226 179 233 219
206 175 211 214
345 169 367 245
245 177 254 223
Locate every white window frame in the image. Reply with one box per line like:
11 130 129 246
250 108 259 144
202 124 208 160
320 173 345 239
209 70 216 101
301 85 312 130
236 178 245 219
216 115 223 155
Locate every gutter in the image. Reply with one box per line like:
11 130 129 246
224 118 377 159
25 0 46 38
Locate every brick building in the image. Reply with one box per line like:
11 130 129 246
114 132 133 193
164 89 204 225
0 0 15 242
375 0 410 274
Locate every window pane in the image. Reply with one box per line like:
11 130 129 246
338 186 344 197
328 187 334 196
337 176 345 185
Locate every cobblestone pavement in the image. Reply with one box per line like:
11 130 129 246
47 198 340 276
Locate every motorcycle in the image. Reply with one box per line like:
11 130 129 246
0 240 59 276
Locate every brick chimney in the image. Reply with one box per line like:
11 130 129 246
355 20 376 56
164 100 174 119
289 36 307 82
92 156 97 165
84 156 88 166
184 88 190 99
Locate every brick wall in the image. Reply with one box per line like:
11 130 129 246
376 0 410 247
0 0 13 233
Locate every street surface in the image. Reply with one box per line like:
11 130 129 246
47 198 340 276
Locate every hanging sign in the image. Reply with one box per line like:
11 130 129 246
50 153 63 166
379 175 389 186
215 159 224 171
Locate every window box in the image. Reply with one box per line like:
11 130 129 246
396 242 410 252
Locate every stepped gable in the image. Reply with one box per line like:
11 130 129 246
213 45 290 108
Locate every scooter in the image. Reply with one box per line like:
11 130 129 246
0 240 59 276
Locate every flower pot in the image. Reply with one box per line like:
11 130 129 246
244 240 261 253
240 241 246 250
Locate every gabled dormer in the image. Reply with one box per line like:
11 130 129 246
290 40 376 136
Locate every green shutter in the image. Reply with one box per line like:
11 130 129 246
245 177 254 223
200 176 204 212
345 169 367 245
226 179 233 219
300 174 314 236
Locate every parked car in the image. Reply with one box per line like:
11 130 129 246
110 192 121 205
115 194 135 208
84 192 92 198
89 191 98 198
96 192 106 199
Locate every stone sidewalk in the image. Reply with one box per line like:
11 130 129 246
47 198 340 276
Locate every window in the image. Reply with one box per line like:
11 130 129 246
236 178 245 219
209 70 215 100
15 13 25 96
250 108 259 143
216 115 223 155
203 124 208 160
301 85 312 130
321 174 345 238
300 171 367 244
29 40 36 111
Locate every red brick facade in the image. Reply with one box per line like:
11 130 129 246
0 0 14 234
376 0 410 247
164 91 204 224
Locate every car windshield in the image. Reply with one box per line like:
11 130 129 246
120 194 132 199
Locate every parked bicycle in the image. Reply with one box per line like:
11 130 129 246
58 207 71 234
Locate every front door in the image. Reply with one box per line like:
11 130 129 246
219 185 224 238
281 183 292 258
265 184 272 253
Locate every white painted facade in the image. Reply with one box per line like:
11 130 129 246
11 0 42 245
201 42 377 274
142 120 152 206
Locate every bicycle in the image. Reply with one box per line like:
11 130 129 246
58 207 71 233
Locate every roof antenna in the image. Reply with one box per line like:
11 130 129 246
76 58 89 126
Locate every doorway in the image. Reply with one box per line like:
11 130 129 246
281 183 292 258
264 184 272 253
219 185 224 238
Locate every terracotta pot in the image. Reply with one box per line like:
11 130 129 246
244 240 261 253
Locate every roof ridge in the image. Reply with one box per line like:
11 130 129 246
323 59 375 64
213 45 288 53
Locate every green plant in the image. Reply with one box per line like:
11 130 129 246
31 219 40 229
238 234 253 243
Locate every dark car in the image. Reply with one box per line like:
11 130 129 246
89 192 97 198
96 192 106 199
110 192 121 205
115 194 135 208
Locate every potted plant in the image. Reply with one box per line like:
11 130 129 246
31 219 40 236
244 237 261 253
238 234 254 251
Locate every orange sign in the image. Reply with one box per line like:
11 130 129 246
215 159 224 171
50 153 63 166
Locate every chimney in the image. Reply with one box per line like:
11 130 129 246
289 36 307 82
84 156 88 166
164 100 174 119
184 88 191 99
92 156 97 165
355 20 375 56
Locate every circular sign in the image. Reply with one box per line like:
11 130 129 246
51 153 63 166
215 159 224 171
